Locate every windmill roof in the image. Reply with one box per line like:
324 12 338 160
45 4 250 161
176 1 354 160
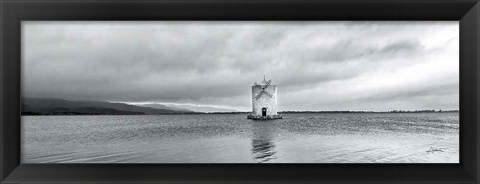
261 78 270 84
253 77 273 86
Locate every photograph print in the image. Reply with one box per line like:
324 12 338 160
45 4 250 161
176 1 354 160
21 21 459 163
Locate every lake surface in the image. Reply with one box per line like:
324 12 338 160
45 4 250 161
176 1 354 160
21 113 459 163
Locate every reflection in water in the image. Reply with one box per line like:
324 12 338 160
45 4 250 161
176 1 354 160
251 121 277 163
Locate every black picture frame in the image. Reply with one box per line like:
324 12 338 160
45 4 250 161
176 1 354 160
1 0 479 183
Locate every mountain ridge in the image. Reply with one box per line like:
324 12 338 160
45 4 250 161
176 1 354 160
21 97 194 115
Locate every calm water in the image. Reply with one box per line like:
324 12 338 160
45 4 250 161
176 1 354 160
21 113 459 163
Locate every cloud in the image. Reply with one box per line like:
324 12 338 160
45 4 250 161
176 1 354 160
22 21 459 111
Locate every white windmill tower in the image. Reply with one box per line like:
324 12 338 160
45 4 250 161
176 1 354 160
247 76 282 120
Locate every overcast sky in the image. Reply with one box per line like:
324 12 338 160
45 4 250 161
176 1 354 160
22 21 459 111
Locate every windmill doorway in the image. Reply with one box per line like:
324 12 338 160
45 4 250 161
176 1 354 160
262 108 267 116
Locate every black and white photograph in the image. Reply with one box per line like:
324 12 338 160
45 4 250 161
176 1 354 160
21 21 459 163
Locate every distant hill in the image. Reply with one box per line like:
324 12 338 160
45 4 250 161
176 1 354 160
21 98 193 115
138 103 194 113
156 103 239 113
